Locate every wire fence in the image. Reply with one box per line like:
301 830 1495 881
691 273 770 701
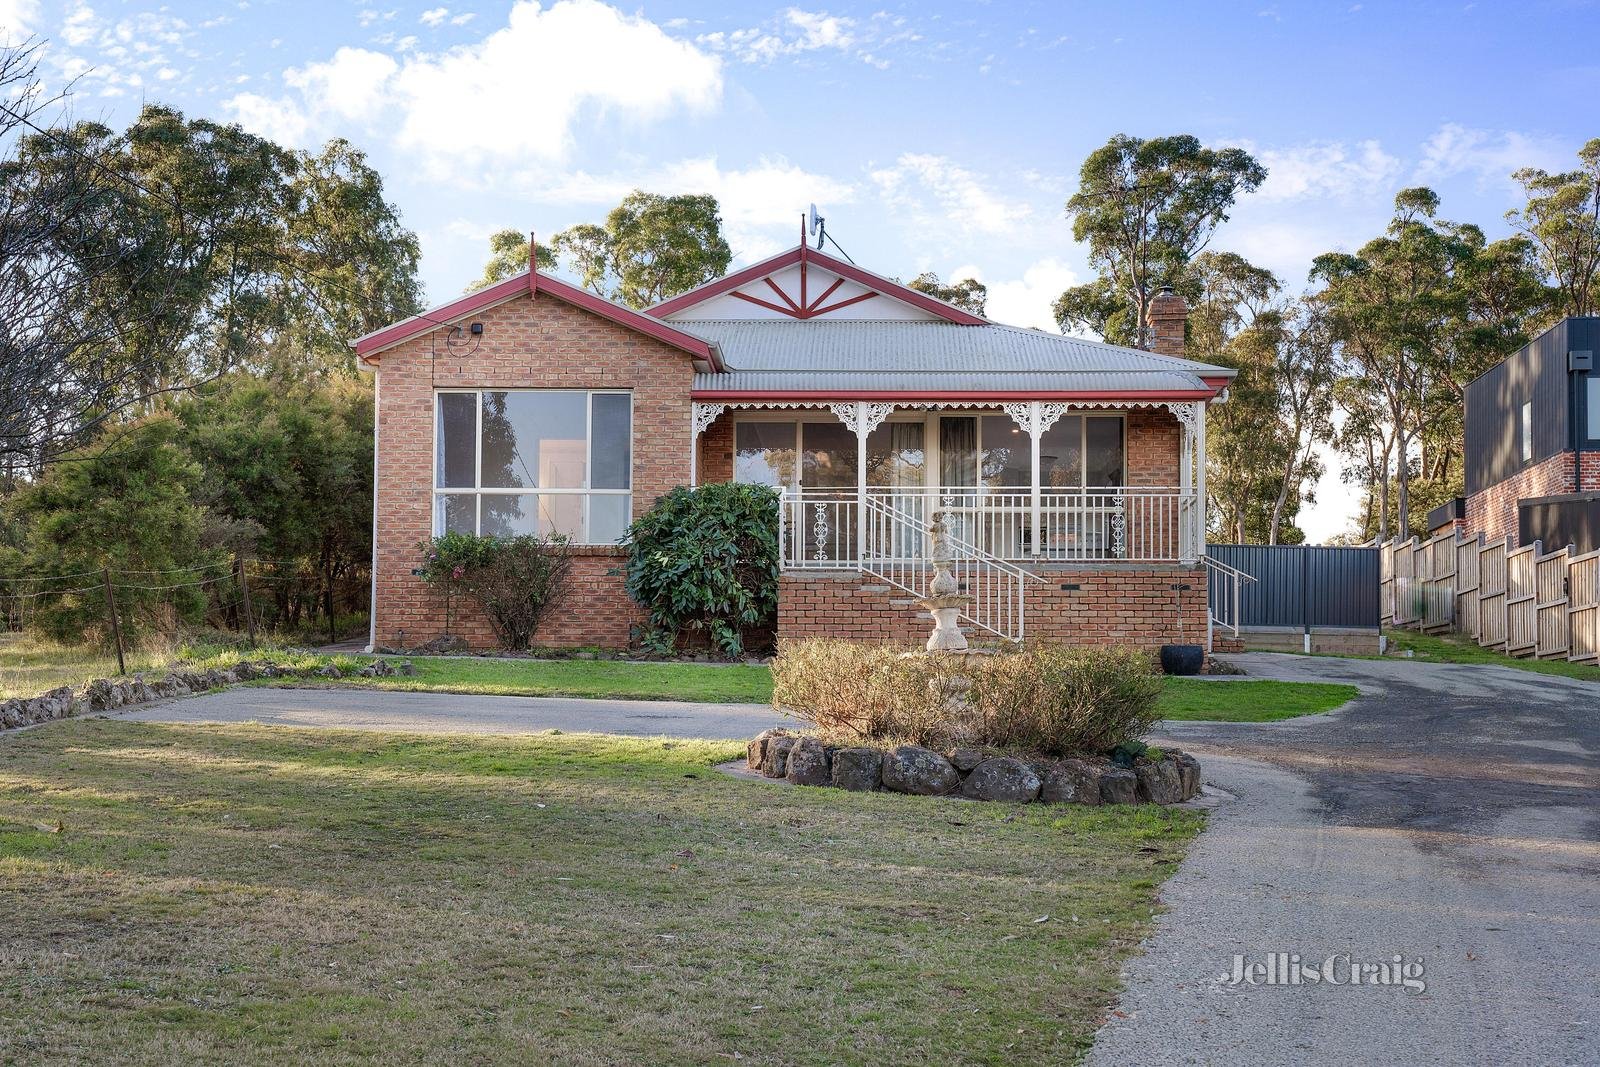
0 556 370 671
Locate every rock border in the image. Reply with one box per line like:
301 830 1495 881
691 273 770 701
743 730 1202 806
0 656 417 733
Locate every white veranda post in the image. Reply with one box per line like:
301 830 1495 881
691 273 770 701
1194 401 1208 558
827 401 893 565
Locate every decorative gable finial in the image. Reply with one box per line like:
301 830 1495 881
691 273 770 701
528 230 537 277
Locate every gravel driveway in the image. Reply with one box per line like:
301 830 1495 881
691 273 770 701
114 686 788 740
1091 652 1600 1067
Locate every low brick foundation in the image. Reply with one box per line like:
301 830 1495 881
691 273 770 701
779 565 1208 648
374 546 641 651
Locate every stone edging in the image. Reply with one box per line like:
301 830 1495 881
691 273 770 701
744 730 1202 806
0 657 415 733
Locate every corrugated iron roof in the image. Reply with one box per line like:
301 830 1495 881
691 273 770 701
679 320 1233 394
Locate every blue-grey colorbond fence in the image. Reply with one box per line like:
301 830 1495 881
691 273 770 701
1207 544 1380 631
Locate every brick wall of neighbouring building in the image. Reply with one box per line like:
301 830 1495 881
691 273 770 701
1582 452 1600 491
779 565 1209 648
1465 451 1576 546
370 289 693 650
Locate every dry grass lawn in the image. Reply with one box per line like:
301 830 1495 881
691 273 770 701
0 720 1200 1065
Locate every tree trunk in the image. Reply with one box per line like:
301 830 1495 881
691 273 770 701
1395 423 1412 539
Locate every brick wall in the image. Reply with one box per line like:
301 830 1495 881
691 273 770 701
699 414 734 483
1464 451 1576 546
372 290 692 650
1582 451 1600 491
779 564 1208 649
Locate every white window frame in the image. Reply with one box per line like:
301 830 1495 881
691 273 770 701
432 388 633 543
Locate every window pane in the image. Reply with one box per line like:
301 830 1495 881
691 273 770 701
435 493 476 534
979 415 1030 488
436 393 477 488
939 417 976 487
801 421 858 488
589 494 632 544
1085 417 1125 487
480 391 587 489
1521 402 1534 462
481 494 538 537
735 422 797 486
1040 415 1083 489
866 421 924 488
1590 376 1600 441
541 494 584 539
591 394 632 489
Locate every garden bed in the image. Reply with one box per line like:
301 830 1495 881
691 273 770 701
743 729 1203 806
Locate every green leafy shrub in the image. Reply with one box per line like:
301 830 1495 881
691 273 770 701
625 483 779 658
417 532 571 651
772 639 1163 758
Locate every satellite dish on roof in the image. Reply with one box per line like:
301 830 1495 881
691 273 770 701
807 203 824 248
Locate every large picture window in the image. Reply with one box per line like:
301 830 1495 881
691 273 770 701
434 390 632 543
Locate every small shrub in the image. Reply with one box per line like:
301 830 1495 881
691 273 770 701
625 483 779 659
772 639 1162 758
417 532 571 651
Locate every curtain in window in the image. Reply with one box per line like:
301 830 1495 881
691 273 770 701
866 422 925 488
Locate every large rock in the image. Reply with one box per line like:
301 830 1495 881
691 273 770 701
881 745 960 796
747 729 788 771
784 737 831 787
961 757 1042 803
1173 752 1202 799
829 747 882 791
947 747 985 773
761 735 796 778
1041 759 1103 805
1099 767 1139 805
1136 760 1184 805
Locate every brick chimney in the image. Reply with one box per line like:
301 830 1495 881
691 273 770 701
1147 285 1188 357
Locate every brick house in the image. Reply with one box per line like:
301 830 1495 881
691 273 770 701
353 240 1239 652
1463 316 1600 551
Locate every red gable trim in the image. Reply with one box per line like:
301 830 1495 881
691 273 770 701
691 388 1225 402
648 245 988 325
351 271 721 370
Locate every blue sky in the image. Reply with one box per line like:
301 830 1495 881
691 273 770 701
5 0 1599 538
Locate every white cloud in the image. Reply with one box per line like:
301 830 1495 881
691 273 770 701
1413 123 1569 188
419 7 449 27
225 0 723 175
1237 138 1402 202
0 0 39 39
697 7 860 65
869 153 1032 236
451 11 475 25
947 258 1078 331
61 3 98 46
526 155 856 264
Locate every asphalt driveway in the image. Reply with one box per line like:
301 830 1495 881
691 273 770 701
1092 652 1599 1067
114 686 788 739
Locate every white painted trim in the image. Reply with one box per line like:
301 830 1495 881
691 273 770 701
367 371 380 653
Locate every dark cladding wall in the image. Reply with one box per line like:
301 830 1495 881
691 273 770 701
1465 318 1596 495
1519 493 1600 555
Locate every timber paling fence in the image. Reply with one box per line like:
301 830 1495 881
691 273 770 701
1380 532 1600 664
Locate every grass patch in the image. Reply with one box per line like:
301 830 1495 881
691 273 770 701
0 721 1201 1065
1384 628 1600 682
1158 677 1358 721
311 656 775 704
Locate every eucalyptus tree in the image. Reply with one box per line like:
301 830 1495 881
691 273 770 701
552 191 731 308
906 272 988 316
1508 138 1600 320
1054 134 1265 347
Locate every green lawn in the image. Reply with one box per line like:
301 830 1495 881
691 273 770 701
1385 628 1600 682
313 655 777 703
1157 677 1359 722
0 721 1200 1065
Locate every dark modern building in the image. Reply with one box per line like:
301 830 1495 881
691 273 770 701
1464 317 1600 551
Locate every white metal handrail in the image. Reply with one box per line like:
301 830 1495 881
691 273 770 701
862 494 1044 642
1203 556 1257 642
